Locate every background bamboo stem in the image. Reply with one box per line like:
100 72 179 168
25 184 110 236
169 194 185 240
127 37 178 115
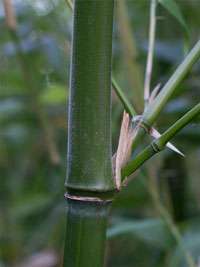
117 0 144 112
3 0 61 165
143 168 196 267
144 0 157 105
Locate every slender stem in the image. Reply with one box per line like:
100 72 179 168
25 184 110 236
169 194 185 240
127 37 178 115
144 0 157 105
64 1 115 266
122 145 154 178
122 102 200 178
112 77 136 117
157 102 200 147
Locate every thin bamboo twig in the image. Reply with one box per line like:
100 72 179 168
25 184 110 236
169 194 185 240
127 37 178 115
157 102 200 146
149 127 184 157
112 77 136 117
144 0 157 105
148 83 161 103
114 111 184 190
144 40 200 125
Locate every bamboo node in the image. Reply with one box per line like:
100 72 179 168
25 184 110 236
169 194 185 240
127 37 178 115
64 193 113 203
132 115 151 133
151 141 162 153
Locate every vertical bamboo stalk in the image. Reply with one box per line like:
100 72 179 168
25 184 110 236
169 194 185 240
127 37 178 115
63 199 111 267
63 1 115 266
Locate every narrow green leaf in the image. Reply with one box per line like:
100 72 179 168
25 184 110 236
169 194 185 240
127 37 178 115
107 219 173 249
158 0 188 33
12 194 53 220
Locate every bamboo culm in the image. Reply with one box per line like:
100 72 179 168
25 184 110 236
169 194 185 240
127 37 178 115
63 1 115 267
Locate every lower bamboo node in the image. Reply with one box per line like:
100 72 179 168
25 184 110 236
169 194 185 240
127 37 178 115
64 192 113 203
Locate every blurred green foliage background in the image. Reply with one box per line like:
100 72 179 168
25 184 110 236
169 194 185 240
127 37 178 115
0 0 200 267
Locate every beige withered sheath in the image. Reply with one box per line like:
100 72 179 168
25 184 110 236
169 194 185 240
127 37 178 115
113 111 136 190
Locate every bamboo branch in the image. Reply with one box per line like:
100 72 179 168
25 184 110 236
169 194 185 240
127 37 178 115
144 40 200 125
122 102 200 178
112 77 136 116
131 40 200 151
156 102 200 146
144 0 157 105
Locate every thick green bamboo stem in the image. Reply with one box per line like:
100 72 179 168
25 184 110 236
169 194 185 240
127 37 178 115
64 198 111 267
64 1 115 266
66 0 115 192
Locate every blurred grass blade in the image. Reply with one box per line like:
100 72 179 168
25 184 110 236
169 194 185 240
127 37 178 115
65 0 73 10
169 231 200 267
158 0 188 33
107 219 172 249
